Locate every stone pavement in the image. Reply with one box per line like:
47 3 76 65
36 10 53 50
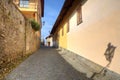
5 47 92 80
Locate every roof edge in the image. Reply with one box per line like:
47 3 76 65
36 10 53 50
50 0 87 35
41 0 44 17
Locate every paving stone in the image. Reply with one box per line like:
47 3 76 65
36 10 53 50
5 47 92 80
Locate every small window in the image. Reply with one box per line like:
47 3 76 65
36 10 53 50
67 21 69 33
62 27 64 36
58 32 60 39
77 5 82 25
20 0 29 8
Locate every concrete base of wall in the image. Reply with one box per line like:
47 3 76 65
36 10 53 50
57 48 120 80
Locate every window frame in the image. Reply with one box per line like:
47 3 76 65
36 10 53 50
77 5 82 25
19 0 29 8
62 27 64 36
67 21 69 33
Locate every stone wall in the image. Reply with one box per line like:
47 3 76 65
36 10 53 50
0 0 40 78
25 20 40 54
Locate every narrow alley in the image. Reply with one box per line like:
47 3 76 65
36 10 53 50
0 0 120 80
5 47 91 80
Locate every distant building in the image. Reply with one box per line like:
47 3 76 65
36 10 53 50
51 0 120 74
13 0 44 23
46 35 53 47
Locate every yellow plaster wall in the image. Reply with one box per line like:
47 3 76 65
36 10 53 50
59 23 67 49
67 0 120 74
13 0 38 22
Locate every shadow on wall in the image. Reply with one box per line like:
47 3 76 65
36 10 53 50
90 42 117 79
104 42 116 64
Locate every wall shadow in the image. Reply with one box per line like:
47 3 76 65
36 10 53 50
104 42 116 64
90 42 117 79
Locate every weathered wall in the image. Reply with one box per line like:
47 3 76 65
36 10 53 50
0 0 40 78
67 0 120 74
25 20 40 54
0 0 26 61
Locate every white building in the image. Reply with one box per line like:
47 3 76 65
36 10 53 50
45 35 53 47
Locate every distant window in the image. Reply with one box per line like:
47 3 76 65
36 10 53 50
77 5 82 25
67 21 69 33
58 32 60 39
20 0 29 8
62 27 64 36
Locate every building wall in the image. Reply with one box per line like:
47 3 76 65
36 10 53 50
54 0 80 49
0 0 40 77
67 0 120 74
53 32 59 48
55 0 120 74
46 37 53 47
13 0 43 46
58 23 68 49
25 20 40 54
13 0 40 23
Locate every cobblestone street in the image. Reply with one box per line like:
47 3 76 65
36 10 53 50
5 47 91 80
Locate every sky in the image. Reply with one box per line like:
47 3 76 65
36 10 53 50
41 0 65 40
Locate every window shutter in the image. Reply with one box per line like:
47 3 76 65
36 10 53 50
77 5 82 25
67 21 69 33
